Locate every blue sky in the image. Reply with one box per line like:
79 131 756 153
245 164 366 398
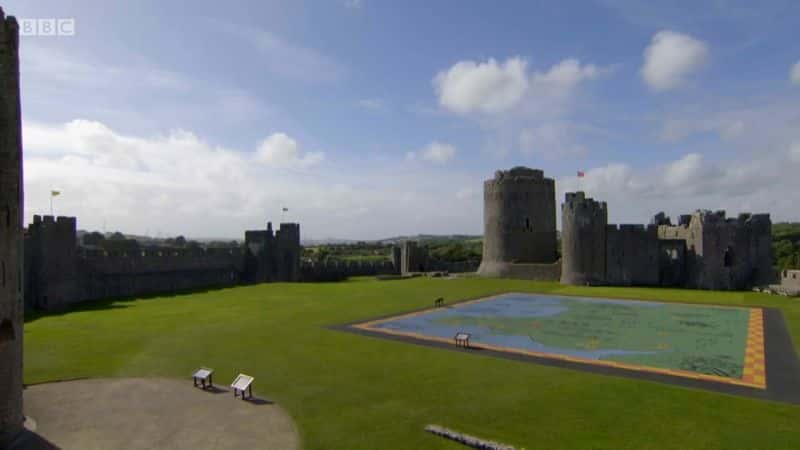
7 0 800 239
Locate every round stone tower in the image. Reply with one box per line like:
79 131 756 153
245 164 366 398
560 191 607 285
478 167 557 277
0 8 24 445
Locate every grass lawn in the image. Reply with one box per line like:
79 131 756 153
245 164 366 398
23 277 800 449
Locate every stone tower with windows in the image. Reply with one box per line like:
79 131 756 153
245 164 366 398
560 192 607 285
478 167 557 277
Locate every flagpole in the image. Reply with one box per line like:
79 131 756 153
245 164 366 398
50 194 53 216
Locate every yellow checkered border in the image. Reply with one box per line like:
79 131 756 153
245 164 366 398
741 308 766 388
354 296 767 390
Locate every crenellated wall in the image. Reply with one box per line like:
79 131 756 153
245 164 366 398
657 211 774 290
605 224 660 286
24 217 301 310
75 247 244 303
300 259 396 281
299 257 479 282
560 191 774 290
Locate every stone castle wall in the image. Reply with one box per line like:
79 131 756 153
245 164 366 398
400 241 428 274
300 259 396 281
658 211 773 290
24 217 300 310
0 8 23 442
561 191 774 290
605 224 660 286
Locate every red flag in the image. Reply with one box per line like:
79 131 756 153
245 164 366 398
577 171 585 178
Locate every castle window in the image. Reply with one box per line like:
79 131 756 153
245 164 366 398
525 217 531 231
723 246 734 268
0 319 15 349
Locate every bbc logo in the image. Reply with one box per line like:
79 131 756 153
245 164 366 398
20 18 76 37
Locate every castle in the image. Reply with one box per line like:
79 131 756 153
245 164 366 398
0 8 23 444
477 167 562 280
478 167 774 290
560 191 773 289
23 216 302 311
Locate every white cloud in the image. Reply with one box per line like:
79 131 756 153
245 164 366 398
433 57 529 115
556 145 800 226
344 0 363 9
641 31 709 91
433 56 606 161
791 61 800 85
530 58 603 91
663 153 720 188
407 141 457 165
433 56 606 116
254 133 325 169
22 120 482 240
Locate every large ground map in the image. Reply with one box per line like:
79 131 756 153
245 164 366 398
355 293 766 388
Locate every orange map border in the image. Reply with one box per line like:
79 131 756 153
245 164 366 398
353 294 767 390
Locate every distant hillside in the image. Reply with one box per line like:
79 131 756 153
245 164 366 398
773 222 800 269
377 234 482 244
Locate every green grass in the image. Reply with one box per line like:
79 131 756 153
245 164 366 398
24 278 800 449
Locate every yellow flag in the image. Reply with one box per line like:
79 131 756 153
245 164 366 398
51 190 61 197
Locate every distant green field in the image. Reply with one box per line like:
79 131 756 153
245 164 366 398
24 278 800 449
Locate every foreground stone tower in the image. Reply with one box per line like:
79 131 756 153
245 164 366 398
478 167 557 277
560 192 607 285
0 7 24 444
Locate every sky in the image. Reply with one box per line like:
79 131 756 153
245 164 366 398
6 0 800 240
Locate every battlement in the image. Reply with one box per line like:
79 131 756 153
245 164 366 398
30 215 76 230
79 246 243 258
485 166 554 187
0 8 19 45
79 245 243 275
562 192 607 215
652 212 671 226
276 223 300 242
607 223 657 233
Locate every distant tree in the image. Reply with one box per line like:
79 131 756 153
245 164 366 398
82 231 105 246
315 246 331 263
108 231 126 240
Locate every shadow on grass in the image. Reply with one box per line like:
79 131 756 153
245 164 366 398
23 283 245 324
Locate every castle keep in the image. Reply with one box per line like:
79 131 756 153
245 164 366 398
478 167 560 280
560 191 773 290
0 8 23 443
23 217 302 311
